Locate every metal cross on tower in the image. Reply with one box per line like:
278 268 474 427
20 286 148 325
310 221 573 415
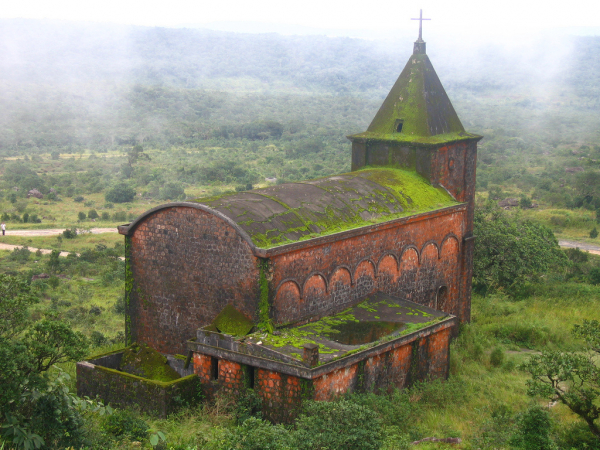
411 9 431 42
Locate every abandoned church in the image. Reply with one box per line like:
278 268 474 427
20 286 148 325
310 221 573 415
77 26 482 422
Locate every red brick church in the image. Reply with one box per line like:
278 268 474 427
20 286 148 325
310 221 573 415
80 24 481 422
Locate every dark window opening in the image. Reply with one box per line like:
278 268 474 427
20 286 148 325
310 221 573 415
436 285 448 310
395 120 404 133
247 366 255 389
210 357 219 380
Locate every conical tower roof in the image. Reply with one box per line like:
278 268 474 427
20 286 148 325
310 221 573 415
349 26 480 145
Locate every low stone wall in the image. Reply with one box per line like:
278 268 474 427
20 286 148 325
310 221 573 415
77 349 199 418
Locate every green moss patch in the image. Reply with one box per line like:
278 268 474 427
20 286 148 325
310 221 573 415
120 343 181 382
212 304 254 336
194 167 458 249
245 293 448 365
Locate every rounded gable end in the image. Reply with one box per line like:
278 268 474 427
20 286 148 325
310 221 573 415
124 203 260 354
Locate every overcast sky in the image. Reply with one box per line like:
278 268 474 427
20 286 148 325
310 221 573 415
2 0 599 39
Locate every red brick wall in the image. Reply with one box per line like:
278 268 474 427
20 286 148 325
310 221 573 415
190 321 453 422
256 369 303 422
431 140 478 323
271 210 466 324
312 325 451 401
127 206 259 354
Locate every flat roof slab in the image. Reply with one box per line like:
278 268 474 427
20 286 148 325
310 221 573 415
242 292 447 365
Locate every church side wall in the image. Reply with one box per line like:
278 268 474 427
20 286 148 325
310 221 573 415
430 140 478 322
270 209 465 325
127 206 259 355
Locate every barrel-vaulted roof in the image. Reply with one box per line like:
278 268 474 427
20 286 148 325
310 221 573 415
194 168 459 249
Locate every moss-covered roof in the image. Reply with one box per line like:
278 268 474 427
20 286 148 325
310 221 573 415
194 167 459 249
349 52 478 144
243 292 448 365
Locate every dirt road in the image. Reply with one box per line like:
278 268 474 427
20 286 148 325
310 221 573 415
558 240 600 256
1 228 117 237
0 227 118 256
0 228 598 258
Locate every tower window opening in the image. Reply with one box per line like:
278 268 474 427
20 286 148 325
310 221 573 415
395 120 404 133
210 357 219 380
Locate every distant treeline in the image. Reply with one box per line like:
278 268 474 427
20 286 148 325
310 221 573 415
1 20 600 155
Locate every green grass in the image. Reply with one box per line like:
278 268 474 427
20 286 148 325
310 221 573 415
522 208 599 242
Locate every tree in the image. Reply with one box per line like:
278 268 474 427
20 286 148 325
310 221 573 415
126 144 150 168
473 203 567 296
159 182 185 200
0 274 90 449
522 320 600 440
105 182 136 203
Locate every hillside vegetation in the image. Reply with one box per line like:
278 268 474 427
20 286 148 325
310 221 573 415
0 19 600 449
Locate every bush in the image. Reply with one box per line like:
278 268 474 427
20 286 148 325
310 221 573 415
520 196 532 208
292 400 383 450
105 183 136 203
73 196 84 203
113 296 126 315
589 268 600 285
101 211 110 221
88 209 99 220
101 408 149 441
77 211 86 221
112 211 127 222
473 204 567 296
159 182 185 200
62 227 77 239
90 331 107 347
221 417 292 450
510 406 556 450
490 347 505 367
8 246 31 263
591 227 599 239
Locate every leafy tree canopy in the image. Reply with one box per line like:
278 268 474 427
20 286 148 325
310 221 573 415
105 182 136 203
473 203 567 297
0 274 90 449
522 320 600 440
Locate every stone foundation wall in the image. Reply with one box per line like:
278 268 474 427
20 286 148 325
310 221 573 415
76 351 199 418
191 319 453 422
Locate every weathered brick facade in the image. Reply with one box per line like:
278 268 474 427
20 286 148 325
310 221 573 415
187 317 455 422
97 33 482 421
125 205 259 354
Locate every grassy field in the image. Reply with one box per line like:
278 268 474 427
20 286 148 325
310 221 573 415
66 285 596 450
0 231 124 253
29 250 595 449
1 183 600 449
